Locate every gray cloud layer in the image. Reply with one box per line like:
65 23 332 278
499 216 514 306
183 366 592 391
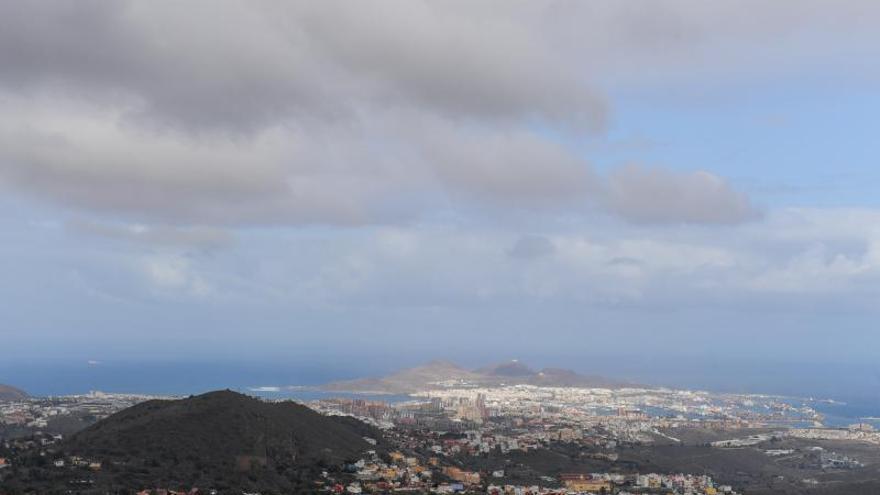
67 219 234 251
2 0 858 227
605 166 760 225
0 1 606 132
507 235 556 260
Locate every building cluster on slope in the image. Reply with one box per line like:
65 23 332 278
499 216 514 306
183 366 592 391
328 464 740 494
303 383 880 494
0 391 165 433
786 425 880 445
310 384 836 461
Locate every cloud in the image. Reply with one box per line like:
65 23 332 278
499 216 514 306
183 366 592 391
508 235 556 260
606 257 642 267
604 165 761 225
188 211 879 310
67 219 234 251
0 1 614 227
0 98 600 225
140 254 212 297
3 1 875 132
2 0 869 228
747 240 880 294
0 1 606 133
421 127 596 205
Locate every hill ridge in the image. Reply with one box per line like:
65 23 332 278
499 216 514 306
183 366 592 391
320 359 638 393
59 389 383 491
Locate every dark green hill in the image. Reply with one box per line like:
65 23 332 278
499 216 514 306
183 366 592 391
34 390 382 493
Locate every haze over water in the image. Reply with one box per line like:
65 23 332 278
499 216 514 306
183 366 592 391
4 357 877 418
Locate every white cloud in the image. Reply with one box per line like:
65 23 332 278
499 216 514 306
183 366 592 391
207 208 880 310
140 255 212 297
748 244 874 293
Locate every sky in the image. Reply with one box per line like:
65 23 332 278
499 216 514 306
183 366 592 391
2 1 880 398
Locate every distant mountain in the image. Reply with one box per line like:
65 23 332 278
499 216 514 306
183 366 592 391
55 390 383 492
477 360 537 377
528 367 631 389
321 360 482 394
320 359 638 393
0 383 28 401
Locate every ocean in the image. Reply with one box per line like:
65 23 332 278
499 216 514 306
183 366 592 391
2 359 878 425
0 361 350 397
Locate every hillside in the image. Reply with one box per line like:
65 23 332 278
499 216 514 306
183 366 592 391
25 390 383 492
321 359 637 393
477 360 536 377
0 384 28 401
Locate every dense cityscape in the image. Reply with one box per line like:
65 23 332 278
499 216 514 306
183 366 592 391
3 371 879 494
